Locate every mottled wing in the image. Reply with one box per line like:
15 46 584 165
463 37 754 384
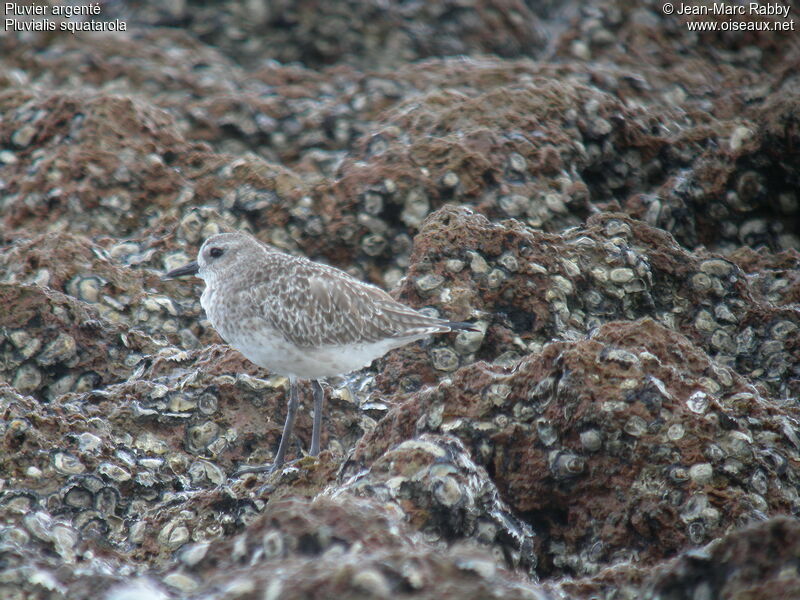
260 257 450 348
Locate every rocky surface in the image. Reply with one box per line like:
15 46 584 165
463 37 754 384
1 1 798 599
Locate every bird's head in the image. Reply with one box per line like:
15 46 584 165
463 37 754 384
164 232 261 283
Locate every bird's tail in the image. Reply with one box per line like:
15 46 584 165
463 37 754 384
446 321 480 332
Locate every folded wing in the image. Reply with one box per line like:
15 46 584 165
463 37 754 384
260 258 451 348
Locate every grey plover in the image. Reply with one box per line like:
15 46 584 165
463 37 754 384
165 231 474 473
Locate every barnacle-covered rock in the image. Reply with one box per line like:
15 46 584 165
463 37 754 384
354 317 800 577
337 433 537 575
0 283 160 398
1 1 799 598
643 517 800 599
170 495 549 600
379 207 799 399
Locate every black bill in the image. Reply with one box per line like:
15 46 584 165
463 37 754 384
164 261 199 279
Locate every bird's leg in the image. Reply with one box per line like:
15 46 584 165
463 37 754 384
272 375 299 470
234 376 298 476
310 380 324 456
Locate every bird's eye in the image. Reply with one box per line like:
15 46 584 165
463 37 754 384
209 247 224 258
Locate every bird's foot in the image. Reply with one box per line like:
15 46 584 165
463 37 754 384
233 462 279 476
234 457 303 477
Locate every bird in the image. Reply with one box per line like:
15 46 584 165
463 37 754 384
165 231 475 474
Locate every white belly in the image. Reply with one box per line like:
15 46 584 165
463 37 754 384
226 325 407 379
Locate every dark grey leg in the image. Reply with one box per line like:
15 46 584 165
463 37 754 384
310 380 324 456
235 376 298 475
272 376 299 470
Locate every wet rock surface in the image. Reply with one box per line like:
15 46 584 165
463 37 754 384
1 1 798 599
